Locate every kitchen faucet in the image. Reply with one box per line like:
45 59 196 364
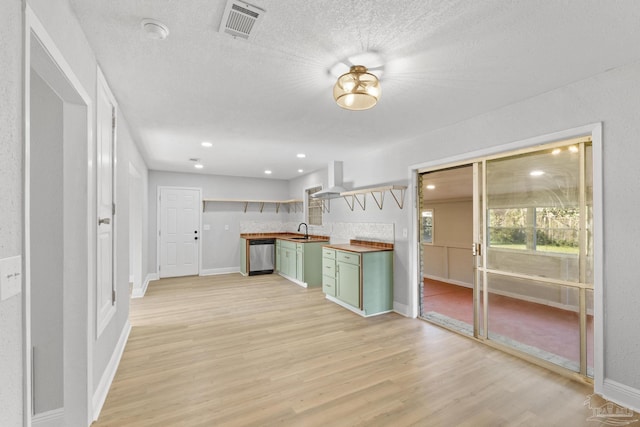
297 222 309 239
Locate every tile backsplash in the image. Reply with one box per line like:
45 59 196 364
239 221 394 243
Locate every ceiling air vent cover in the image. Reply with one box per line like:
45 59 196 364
219 0 265 39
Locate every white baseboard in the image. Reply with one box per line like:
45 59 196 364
602 378 640 413
278 272 308 288
132 273 157 298
393 301 410 317
92 320 131 422
200 267 240 276
325 295 391 317
33 407 64 426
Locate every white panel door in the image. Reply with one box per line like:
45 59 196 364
160 187 200 278
96 69 117 334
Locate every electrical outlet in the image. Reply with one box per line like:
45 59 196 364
0 255 22 301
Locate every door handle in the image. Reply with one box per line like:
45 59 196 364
472 243 481 256
98 217 111 225
194 236 198 240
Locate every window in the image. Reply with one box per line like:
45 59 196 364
488 206 578 254
421 209 433 243
306 186 323 226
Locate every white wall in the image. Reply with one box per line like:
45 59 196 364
148 171 290 275
0 0 26 424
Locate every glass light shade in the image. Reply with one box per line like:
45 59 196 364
333 65 381 111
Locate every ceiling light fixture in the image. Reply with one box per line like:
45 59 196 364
141 18 169 40
201 141 213 147
298 169 304 173
333 65 381 111
194 164 204 169
264 170 272 175
426 184 436 190
296 153 306 158
530 170 545 176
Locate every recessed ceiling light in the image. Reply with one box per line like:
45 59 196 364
426 184 436 190
568 145 579 153
264 170 272 175
551 148 561 155
141 18 169 40
201 141 213 148
298 169 304 173
530 170 544 176
296 153 306 158
194 164 204 169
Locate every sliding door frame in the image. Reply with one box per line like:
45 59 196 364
408 123 603 389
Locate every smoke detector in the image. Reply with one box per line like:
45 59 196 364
141 19 169 40
219 0 265 39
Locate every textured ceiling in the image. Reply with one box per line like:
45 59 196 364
69 0 640 179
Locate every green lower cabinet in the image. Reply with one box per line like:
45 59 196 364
336 261 360 307
322 248 336 296
296 244 304 281
277 240 324 287
323 247 394 316
275 240 281 273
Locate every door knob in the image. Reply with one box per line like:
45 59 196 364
98 217 110 225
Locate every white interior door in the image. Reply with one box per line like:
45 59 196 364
96 68 117 334
159 187 201 278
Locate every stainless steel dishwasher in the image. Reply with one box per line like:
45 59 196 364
248 238 275 275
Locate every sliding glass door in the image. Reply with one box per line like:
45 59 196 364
420 138 594 377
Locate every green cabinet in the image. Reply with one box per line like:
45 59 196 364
322 246 394 316
322 248 336 296
296 244 304 281
275 240 281 272
337 260 360 307
280 241 297 278
277 240 324 287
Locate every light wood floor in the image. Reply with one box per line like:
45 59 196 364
93 273 612 426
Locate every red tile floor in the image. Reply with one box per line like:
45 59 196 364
422 278 594 374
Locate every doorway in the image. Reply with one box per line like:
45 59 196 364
418 135 596 379
25 7 93 425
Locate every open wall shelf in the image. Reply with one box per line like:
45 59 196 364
202 198 303 213
341 185 407 211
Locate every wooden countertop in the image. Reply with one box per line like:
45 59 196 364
323 239 394 253
240 233 329 243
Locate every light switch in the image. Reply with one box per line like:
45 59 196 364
0 255 22 301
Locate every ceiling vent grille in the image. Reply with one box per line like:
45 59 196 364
219 1 265 39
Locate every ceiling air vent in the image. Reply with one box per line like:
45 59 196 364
219 0 265 39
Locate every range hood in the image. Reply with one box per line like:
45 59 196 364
311 161 346 199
